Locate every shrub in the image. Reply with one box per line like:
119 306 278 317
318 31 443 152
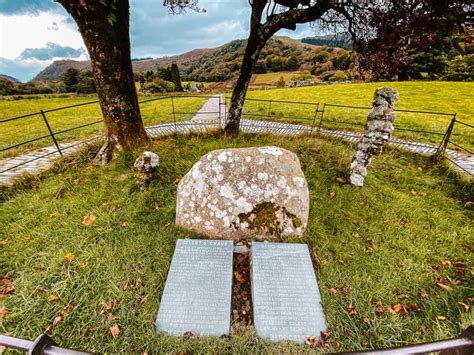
329 70 349 82
276 76 286 88
441 55 474 81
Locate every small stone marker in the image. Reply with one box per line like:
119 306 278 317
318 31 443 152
155 239 233 337
252 242 326 343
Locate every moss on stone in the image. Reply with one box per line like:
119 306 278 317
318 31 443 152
236 202 302 237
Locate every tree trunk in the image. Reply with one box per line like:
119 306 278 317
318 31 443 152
58 0 148 164
225 31 265 136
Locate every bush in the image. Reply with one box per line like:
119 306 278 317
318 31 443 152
144 79 176 93
275 76 286 88
312 50 330 63
329 70 349 82
441 55 474 81
321 71 335 81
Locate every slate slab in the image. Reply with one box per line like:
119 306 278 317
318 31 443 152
251 242 326 343
155 239 233 337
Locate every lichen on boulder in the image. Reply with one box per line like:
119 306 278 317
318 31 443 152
176 146 309 240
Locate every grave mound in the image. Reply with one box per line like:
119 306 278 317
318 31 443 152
176 146 309 240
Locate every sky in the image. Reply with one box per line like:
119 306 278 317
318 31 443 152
0 0 317 82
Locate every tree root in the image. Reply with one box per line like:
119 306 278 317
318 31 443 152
93 135 122 166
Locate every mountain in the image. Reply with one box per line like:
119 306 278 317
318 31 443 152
301 33 352 49
34 60 91 81
34 36 350 81
0 74 20 83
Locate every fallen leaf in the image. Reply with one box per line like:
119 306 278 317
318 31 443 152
137 294 149 305
420 291 429 299
64 253 76 263
346 304 357 316
52 315 62 326
153 201 161 211
336 177 348 184
329 288 338 296
0 239 11 245
410 189 418 196
82 214 96 226
420 324 427 333
183 331 197 340
393 304 408 315
320 331 331 346
234 271 245 283
418 191 427 196
109 324 120 338
328 191 336 199
305 336 321 348
398 293 409 300
58 304 73 315
441 260 451 266
47 294 59 302
366 238 374 245
364 247 374 254
352 232 360 239
0 307 8 318
436 282 453 292
32 184 39 191
363 317 374 325
101 299 117 314
0 283 15 297
436 315 446 320
459 302 470 313
235 255 245 265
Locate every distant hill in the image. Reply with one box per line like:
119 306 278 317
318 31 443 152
0 74 20 83
34 36 350 82
34 60 91 81
301 33 352 49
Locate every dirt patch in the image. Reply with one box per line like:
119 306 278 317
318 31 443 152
231 246 253 331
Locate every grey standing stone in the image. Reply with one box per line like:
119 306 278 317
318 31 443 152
349 87 399 186
155 239 233 337
251 242 326 343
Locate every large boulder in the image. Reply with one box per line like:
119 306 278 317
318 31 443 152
176 146 309 240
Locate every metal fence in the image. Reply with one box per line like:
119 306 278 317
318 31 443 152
1 95 472 176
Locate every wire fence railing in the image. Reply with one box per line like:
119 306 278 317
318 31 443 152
1 95 472 176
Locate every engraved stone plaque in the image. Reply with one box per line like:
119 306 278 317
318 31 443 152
155 239 233 337
251 242 326 343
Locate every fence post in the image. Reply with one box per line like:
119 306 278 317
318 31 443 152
310 103 319 135
267 100 272 120
171 96 177 135
40 110 62 156
318 104 326 134
435 114 456 161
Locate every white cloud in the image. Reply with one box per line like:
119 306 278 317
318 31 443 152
0 12 85 59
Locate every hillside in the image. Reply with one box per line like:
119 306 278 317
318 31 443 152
0 74 20 83
34 36 350 82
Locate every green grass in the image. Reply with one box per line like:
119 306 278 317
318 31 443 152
246 81 474 150
251 71 308 85
1 82 473 159
0 96 206 159
1 133 472 353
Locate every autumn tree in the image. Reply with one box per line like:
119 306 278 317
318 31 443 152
58 0 148 164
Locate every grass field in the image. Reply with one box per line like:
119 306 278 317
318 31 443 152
246 81 474 150
251 71 310 85
1 133 472 353
0 96 207 159
1 82 472 159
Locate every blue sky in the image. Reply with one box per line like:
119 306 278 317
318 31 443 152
0 0 316 82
